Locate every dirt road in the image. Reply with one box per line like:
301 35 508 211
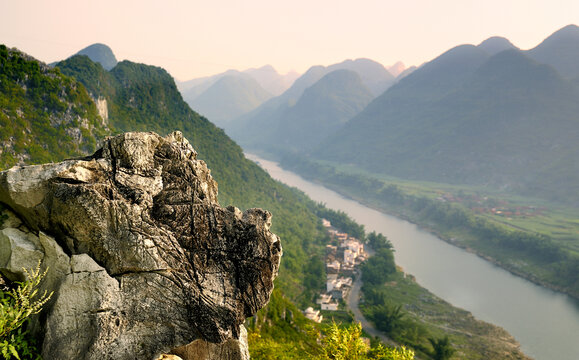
346 270 396 346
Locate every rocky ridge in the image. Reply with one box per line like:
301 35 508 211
0 131 282 359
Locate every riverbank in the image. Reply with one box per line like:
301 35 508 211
250 153 579 360
361 270 531 360
317 182 579 302
327 224 530 359
277 155 579 301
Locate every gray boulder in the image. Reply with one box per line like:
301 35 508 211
0 131 282 359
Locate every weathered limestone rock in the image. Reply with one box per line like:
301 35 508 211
0 131 282 359
0 227 44 279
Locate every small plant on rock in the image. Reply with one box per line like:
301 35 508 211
0 262 53 360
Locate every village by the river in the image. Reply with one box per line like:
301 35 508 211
303 219 367 323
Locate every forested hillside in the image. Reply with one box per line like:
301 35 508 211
0 47 333 355
0 45 108 168
313 42 579 206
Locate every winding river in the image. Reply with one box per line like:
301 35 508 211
248 154 579 360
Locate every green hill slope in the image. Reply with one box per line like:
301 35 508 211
268 69 374 153
313 48 579 205
0 45 108 168
527 24 579 80
1 46 332 356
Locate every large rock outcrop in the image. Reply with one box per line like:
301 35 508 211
0 131 282 359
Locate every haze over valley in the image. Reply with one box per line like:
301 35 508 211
2 2 579 359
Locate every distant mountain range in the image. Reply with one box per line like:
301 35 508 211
227 58 396 153
177 58 408 134
310 25 579 205
43 25 579 208
386 61 407 77
253 69 375 153
178 66 299 126
179 65 299 97
187 74 273 127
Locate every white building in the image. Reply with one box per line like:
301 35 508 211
344 249 356 266
303 307 323 323
327 274 338 292
341 239 364 256
326 260 341 274
316 293 333 305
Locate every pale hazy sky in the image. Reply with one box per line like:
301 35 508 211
1 0 578 80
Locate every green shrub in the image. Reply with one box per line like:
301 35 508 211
0 263 53 360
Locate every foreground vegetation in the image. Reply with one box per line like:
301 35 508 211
247 289 416 359
0 263 52 360
281 155 579 299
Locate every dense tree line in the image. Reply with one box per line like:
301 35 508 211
310 201 366 240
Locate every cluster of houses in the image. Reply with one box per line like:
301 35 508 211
303 219 367 323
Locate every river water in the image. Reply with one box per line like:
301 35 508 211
248 154 579 360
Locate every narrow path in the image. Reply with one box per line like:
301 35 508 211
346 270 396 346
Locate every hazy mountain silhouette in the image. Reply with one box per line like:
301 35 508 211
397 65 417 79
387 61 407 77
244 65 300 96
312 45 579 205
178 69 240 98
246 69 374 153
372 44 490 105
228 58 394 151
477 36 518 55
527 24 579 80
179 66 296 97
189 74 273 126
178 66 297 124
326 58 395 95
75 43 118 70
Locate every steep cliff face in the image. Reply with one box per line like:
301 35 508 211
0 131 282 359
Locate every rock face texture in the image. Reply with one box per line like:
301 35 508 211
0 131 282 359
